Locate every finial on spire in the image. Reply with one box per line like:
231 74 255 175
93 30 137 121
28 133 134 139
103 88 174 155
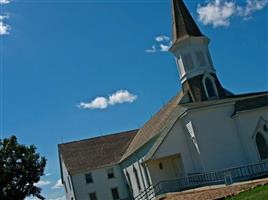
172 0 203 43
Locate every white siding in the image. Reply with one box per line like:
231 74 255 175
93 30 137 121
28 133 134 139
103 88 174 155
235 107 268 164
153 120 202 175
153 103 268 175
71 165 129 200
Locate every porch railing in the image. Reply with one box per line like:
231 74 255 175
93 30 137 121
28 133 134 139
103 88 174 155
134 161 268 200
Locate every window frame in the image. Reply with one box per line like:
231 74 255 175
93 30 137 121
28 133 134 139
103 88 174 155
89 192 97 200
111 187 120 200
107 168 115 179
202 74 219 99
85 172 93 184
256 132 268 160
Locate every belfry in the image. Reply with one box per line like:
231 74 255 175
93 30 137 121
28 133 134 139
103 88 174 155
170 0 230 102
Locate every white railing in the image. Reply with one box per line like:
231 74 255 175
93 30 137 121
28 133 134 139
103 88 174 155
134 161 268 200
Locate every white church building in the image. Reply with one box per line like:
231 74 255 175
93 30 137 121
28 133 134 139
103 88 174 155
58 0 268 199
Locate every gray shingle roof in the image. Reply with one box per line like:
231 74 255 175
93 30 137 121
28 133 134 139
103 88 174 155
121 91 184 161
59 129 138 174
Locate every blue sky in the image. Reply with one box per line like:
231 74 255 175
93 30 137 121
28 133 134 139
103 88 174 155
0 0 267 199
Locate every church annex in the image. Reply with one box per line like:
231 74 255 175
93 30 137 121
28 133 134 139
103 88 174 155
58 0 268 199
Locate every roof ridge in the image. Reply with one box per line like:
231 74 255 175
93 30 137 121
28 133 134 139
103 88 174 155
58 129 139 146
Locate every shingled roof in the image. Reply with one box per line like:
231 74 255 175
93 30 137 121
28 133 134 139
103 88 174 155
121 91 184 161
172 0 203 43
59 129 138 174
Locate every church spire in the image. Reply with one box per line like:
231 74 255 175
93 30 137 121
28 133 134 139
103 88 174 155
172 0 203 43
170 0 230 103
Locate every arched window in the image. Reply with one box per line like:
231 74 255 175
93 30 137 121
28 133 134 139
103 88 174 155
256 132 268 160
205 78 216 98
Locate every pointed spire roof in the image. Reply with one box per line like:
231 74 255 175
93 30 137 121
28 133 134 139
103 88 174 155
172 0 203 43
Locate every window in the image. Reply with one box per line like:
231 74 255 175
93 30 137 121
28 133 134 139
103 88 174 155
264 124 267 132
89 192 97 200
256 132 268 160
107 168 115 179
159 162 163 170
85 173 93 184
133 167 141 190
111 188 120 200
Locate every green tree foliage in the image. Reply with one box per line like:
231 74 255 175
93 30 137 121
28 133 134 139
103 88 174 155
0 136 46 200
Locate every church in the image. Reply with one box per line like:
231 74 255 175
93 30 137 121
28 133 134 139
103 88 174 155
58 0 268 200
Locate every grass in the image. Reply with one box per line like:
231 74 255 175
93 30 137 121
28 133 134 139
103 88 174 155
226 184 268 200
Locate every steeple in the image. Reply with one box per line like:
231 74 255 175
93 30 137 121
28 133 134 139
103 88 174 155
172 0 203 43
170 0 230 103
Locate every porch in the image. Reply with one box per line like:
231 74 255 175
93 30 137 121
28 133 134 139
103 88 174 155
134 161 268 200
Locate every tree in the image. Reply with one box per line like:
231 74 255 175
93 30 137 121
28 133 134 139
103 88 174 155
0 135 46 200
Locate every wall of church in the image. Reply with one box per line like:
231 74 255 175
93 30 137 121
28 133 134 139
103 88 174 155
235 107 268 164
70 165 129 200
151 119 203 176
152 102 262 175
185 103 248 171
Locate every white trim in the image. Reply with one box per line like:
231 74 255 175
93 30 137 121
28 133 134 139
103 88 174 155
252 117 268 139
180 68 216 83
202 73 219 99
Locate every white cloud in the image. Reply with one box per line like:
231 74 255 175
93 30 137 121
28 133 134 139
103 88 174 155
155 35 170 42
0 0 10 4
47 196 66 200
52 179 63 190
197 0 236 27
34 180 51 187
108 90 137 105
238 0 268 19
160 44 171 52
145 45 156 53
45 172 53 176
78 90 137 110
145 35 171 53
0 15 10 35
26 196 66 200
197 0 268 28
79 97 108 109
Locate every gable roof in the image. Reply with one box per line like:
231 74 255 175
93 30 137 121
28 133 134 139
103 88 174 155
59 129 138 174
121 91 185 161
144 92 268 161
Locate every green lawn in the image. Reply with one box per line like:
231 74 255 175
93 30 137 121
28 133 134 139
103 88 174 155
226 184 268 200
